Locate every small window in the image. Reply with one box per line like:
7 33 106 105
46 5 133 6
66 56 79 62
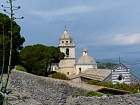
66 48 69 57
67 72 69 75
62 41 64 43
79 68 81 73
118 75 123 81
66 41 68 43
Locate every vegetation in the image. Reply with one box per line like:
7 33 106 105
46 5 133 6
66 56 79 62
19 44 64 76
0 13 25 72
88 80 140 93
50 72 68 80
16 65 26 72
86 91 103 97
97 62 118 69
0 3 24 103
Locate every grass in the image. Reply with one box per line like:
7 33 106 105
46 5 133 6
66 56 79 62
86 91 103 97
50 72 68 80
87 80 140 93
16 65 26 72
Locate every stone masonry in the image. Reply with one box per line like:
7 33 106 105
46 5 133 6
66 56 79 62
8 70 140 105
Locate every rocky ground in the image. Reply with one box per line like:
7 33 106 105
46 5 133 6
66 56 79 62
7 70 140 105
66 95 140 105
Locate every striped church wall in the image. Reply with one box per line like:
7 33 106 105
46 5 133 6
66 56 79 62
111 64 131 84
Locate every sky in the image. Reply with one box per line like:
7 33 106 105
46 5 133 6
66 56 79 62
1 0 140 61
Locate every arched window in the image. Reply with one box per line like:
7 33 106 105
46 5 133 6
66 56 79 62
66 48 69 57
79 68 81 73
67 72 69 75
118 74 123 81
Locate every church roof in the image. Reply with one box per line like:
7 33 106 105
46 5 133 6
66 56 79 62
83 48 88 52
80 69 111 81
60 30 72 40
69 69 111 81
112 63 130 71
77 55 96 65
77 48 96 65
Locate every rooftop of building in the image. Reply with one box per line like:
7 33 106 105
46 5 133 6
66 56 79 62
70 68 111 81
77 48 97 65
60 26 73 40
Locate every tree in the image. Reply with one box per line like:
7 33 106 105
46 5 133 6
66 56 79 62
97 62 118 69
0 0 24 104
19 44 64 76
0 13 25 72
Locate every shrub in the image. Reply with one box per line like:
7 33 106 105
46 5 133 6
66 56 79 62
87 80 140 93
86 91 103 97
50 72 68 80
88 80 113 88
16 65 26 72
107 93 113 96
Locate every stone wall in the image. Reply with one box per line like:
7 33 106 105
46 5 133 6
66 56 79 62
8 70 140 105
9 70 88 105
66 95 140 105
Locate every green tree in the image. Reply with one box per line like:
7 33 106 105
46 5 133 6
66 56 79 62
19 44 64 76
0 13 25 72
97 62 118 69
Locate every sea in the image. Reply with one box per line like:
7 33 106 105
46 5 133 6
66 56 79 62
131 64 140 79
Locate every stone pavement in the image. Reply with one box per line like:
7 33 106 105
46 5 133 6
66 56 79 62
66 81 103 91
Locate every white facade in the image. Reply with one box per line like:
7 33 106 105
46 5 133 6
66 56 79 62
111 64 131 84
51 63 59 71
76 64 96 75
59 46 75 59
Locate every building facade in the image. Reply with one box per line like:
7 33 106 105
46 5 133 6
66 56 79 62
56 27 139 84
58 28 76 75
111 63 131 84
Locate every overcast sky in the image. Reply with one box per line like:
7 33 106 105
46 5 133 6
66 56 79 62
1 0 140 61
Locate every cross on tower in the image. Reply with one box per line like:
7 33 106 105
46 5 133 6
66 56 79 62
64 25 68 31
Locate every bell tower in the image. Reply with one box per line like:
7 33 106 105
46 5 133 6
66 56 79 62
59 27 76 69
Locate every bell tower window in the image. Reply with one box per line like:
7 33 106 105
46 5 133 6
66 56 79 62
79 68 81 73
66 48 69 57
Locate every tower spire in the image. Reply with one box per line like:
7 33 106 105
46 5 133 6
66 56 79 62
64 25 67 31
119 56 121 64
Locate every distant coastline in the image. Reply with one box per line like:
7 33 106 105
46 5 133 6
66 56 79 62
97 58 140 79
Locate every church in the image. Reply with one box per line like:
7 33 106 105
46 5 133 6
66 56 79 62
53 27 139 84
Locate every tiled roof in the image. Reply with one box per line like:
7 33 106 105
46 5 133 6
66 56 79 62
77 55 96 65
79 69 111 81
60 30 72 40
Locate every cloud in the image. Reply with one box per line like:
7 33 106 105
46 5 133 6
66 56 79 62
30 5 95 18
79 33 140 47
112 33 140 45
